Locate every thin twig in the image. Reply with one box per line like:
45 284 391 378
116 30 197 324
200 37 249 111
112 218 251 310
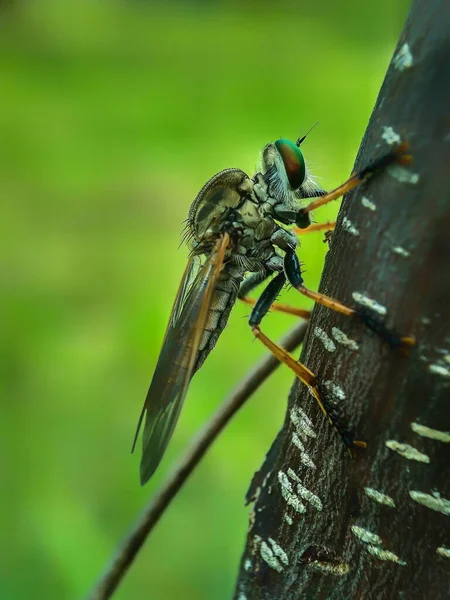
87 321 308 600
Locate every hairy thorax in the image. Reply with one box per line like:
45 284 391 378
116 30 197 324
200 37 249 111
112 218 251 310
187 168 294 276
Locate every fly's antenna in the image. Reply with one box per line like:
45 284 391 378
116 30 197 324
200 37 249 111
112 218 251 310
296 121 319 147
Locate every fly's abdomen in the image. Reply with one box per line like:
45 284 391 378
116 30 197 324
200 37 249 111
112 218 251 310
194 269 243 372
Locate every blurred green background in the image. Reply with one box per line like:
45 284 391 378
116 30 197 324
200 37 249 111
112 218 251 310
0 1 410 598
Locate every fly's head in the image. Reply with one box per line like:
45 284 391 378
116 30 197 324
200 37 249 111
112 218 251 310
186 168 254 257
260 137 319 209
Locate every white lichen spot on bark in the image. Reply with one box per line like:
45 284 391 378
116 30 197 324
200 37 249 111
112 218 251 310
331 327 359 350
409 490 450 515
394 43 414 71
411 422 450 443
290 407 317 441
392 246 410 258
364 487 396 508
351 525 383 546
314 327 336 352
385 440 430 463
287 469 323 511
352 292 387 316
278 471 305 513
268 538 289 566
342 216 359 236
283 514 293 526
366 545 407 565
260 541 283 573
310 561 351 576
361 196 376 211
323 380 346 401
382 126 401 145
388 163 420 184
291 432 316 469
428 363 450 378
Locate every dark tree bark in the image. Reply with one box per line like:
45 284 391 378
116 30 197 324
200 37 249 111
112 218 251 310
234 1 450 599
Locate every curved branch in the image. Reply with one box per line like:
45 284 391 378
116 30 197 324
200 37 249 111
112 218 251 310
87 322 308 600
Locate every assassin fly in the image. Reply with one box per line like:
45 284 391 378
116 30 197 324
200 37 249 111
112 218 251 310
132 133 414 485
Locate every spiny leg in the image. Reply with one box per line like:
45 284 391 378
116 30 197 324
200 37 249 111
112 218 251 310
294 143 412 228
239 270 311 319
238 270 271 300
294 221 336 235
249 272 365 449
273 189 326 228
283 249 415 348
241 296 311 319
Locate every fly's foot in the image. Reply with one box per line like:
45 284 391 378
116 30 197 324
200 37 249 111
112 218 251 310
354 306 415 353
317 381 367 453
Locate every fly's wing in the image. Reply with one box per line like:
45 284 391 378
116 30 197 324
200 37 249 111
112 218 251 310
130 255 199 452
134 234 230 485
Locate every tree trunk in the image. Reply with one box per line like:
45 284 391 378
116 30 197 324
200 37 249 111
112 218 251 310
234 1 450 598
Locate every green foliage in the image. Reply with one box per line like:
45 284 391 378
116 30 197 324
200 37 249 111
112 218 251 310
0 1 409 598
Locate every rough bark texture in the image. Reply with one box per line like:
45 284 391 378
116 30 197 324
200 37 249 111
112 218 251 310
234 1 450 598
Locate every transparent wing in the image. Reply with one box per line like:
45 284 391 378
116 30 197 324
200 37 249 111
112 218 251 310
133 234 229 484
130 255 199 453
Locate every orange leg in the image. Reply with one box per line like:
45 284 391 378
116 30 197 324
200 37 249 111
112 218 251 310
247 271 366 449
294 221 336 235
240 296 311 319
301 143 412 215
294 285 415 348
252 325 366 449
296 285 355 316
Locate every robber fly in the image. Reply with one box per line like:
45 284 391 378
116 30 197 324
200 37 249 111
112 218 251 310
133 133 413 485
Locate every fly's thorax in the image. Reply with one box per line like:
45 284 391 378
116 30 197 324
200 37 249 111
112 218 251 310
234 197 277 247
188 168 253 243
187 166 278 264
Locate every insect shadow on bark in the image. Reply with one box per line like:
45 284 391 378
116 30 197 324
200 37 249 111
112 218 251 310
234 1 450 599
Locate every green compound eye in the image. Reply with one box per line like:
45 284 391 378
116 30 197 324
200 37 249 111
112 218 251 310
275 138 306 190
